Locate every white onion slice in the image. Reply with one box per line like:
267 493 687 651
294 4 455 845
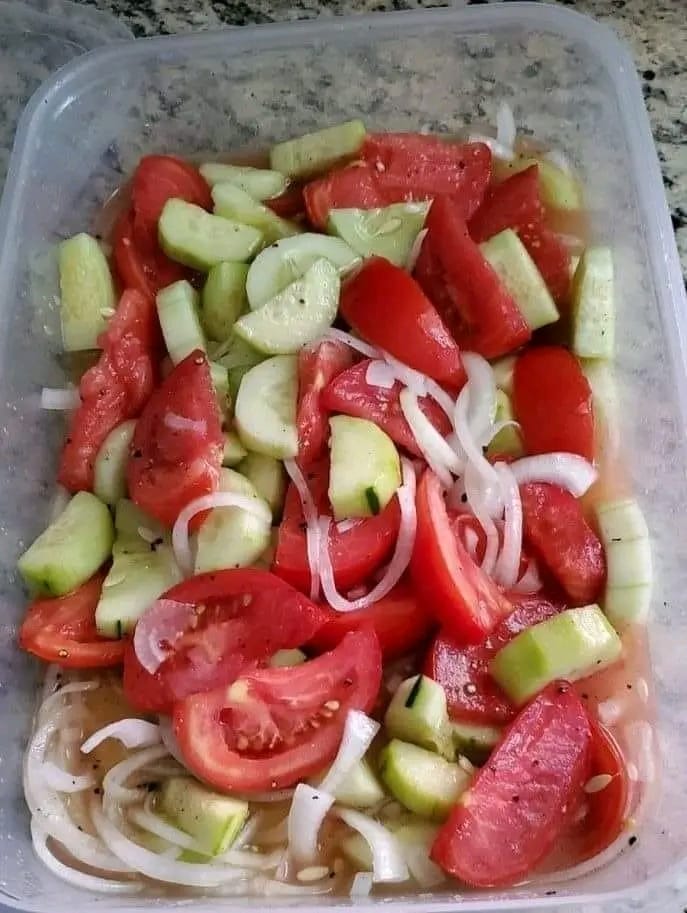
350 871 373 897
464 462 500 577
511 556 543 594
129 801 207 854
380 350 427 397
284 459 321 601
216 848 284 870
492 463 523 588
81 719 161 755
40 761 95 793
400 388 462 486
133 600 198 675
103 745 170 805
319 711 380 795
462 352 498 447
466 133 514 160
287 784 335 866
365 359 396 389
163 412 207 434
48 485 71 523
453 385 499 490
495 100 516 154
158 715 186 765
41 386 80 411
405 228 428 273
323 328 379 358
172 491 272 575
335 808 408 884
423 378 457 421
510 453 598 497
403 842 446 888
337 518 362 533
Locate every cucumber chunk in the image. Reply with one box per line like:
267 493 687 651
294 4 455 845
93 419 136 505
199 163 288 201
270 119 366 179
571 247 614 359
385 675 453 760
156 280 206 365
216 335 266 400
238 452 286 520
333 759 386 810
490 605 622 706
158 198 262 270
18 492 113 597
201 262 248 342
158 777 249 855
212 183 299 245
497 157 583 210
246 233 360 310
222 430 248 467
235 355 298 458
59 233 115 352
114 499 166 545
328 202 429 267
491 354 516 395
449 722 502 766
486 390 523 458
209 362 231 417
269 648 306 668
582 359 619 450
194 468 272 573
234 258 340 355
379 740 471 821
328 416 401 520
480 229 559 331
596 499 652 627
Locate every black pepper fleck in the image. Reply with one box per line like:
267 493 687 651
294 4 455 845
628 835 638 846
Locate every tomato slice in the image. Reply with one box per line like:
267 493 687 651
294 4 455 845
513 346 595 460
127 350 223 527
520 482 605 605
308 581 434 659
431 681 592 887
19 574 124 668
320 359 453 457
304 163 386 230
132 155 212 226
113 207 188 299
58 289 159 492
424 594 563 724
414 196 531 359
273 458 401 593
340 258 465 387
296 340 354 467
411 470 512 644
173 626 382 792
266 183 305 219
123 569 329 713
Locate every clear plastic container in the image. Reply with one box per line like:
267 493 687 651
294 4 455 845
0 3 686 912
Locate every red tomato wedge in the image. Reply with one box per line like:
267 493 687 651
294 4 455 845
431 681 592 887
340 258 466 387
113 207 188 299
520 482 606 605
305 163 386 230
58 289 159 492
273 458 401 593
127 350 223 527
296 340 354 467
19 574 124 668
414 196 531 359
123 569 329 713
131 155 212 227
424 594 563 724
513 346 595 460
266 183 305 219
173 626 382 793
411 470 512 644
321 359 452 457
309 581 434 659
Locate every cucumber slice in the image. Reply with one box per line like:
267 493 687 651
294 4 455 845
496 157 583 210
385 675 453 760
158 777 249 855
114 498 166 546
491 354 516 395
449 722 502 766
246 233 360 310
328 202 429 267
156 280 206 365
209 361 231 417
328 416 401 520
212 183 299 245
59 233 115 352
201 262 248 343
596 499 652 627
235 355 298 458
333 759 386 810
216 335 266 400
158 198 262 271
199 163 288 201
480 229 559 331
222 430 248 467
270 119 366 179
486 390 523 458
234 258 339 355
269 648 307 668
238 452 286 520
490 605 622 705
379 739 470 821
571 247 614 359
93 419 136 505
582 359 619 445
18 492 114 596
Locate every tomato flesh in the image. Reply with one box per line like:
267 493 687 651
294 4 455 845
431 681 592 887
132 155 212 226
305 163 386 230
113 207 188 299
296 340 354 467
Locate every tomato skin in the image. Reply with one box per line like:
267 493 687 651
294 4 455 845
513 346 595 460
296 340 354 467
113 207 188 299
415 196 531 359
273 459 401 593
520 482 605 605
19 574 124 668
305 163 386 230
123 569 330 713
173 626 382 793
309 581 434 659
431 681 592 887
411 470 513 644
132 155 212 226
266 183 305 219
340 258 465 387
127 350 223 527
58 289 159 493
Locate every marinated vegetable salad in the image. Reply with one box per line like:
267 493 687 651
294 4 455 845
20 107 654 898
